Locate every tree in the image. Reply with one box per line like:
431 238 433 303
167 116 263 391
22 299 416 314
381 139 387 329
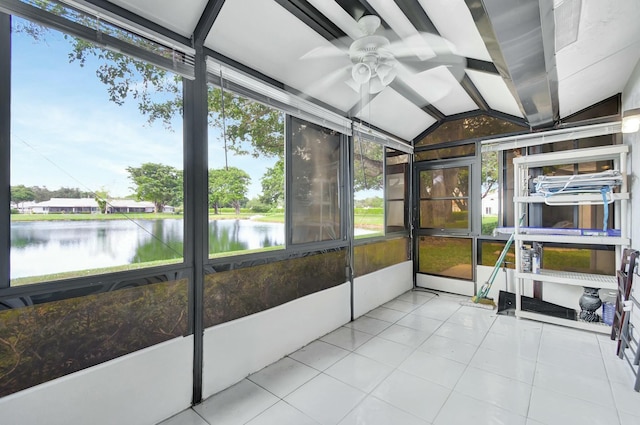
11 185 35 209
50 186 92 199
29 186 51 203
208 167 251 215
353 139 384 193
126 163 181 212
94 188 109 214
260 159 284 207
481 151 499 199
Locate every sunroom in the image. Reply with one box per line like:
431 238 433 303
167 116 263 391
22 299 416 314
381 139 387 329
1 0 640 424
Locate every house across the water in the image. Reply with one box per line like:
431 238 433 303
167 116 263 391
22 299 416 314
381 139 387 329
18 198 174 214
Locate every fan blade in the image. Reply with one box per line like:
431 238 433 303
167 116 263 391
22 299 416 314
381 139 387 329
300 44 346 60
386 32 457 59
297 65 354 101
401 53 466 76
299 36 351 60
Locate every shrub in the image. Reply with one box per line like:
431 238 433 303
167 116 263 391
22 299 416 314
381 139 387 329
250 204 271 213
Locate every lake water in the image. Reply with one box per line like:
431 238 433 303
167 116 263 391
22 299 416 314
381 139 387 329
10 219 285 279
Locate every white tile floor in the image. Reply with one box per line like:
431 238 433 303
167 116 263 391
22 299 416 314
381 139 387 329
159 290 640 425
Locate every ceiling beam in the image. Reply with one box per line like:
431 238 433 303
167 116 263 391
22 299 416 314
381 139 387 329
394 0 493 114
193 0 226 45
538 0 560 126
274 0 346 40
79 0 191 46
465 0 559 129
390 80 446 120
459 74 490 111
466 58 498 74
393 0 438 34
335 0 388 27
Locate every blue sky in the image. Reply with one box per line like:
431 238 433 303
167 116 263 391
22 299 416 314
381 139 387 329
11 17 272 199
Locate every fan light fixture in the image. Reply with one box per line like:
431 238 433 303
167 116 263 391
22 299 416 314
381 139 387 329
349 16 398 93
622 108 640 133
352 62 372 84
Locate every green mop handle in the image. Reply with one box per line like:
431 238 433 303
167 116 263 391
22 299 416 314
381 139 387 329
476 215 525 300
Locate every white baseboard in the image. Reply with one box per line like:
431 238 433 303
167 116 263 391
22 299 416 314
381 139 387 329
416 273 475 296
202 283 351 398
0 336 193 425
353 261 413 318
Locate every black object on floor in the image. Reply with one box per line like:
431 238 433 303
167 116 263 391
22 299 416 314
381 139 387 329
497 290 577 320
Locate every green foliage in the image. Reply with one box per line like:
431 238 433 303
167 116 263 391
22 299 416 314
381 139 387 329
208 89 285 158
482 216 499 235
354 197 383 208
208 167 251 215
481 151 499 199
260 158 284 206
354 207 383 215
94 188 109 214
11 185 94 204
354 139 383 192
126 163 182 212
251 205 272 213
246 198 272 213
11 212 180 222
10 185 34 206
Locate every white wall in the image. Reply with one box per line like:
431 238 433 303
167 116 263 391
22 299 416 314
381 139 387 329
0 336 194 425
416 273 475 296
202 283 351 398
623 58 640 335
202 263 413 398
0 269 408 421
353 261 413 318
623 58 640 249
477 265 515 301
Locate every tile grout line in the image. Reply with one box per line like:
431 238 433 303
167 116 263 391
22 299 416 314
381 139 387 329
331 291 443 424
524 320 546 423
428 308 535 424
598 332 625 425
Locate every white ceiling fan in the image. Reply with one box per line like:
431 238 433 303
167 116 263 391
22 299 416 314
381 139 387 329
302 15 467 98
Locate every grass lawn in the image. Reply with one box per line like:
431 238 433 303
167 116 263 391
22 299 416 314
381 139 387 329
11 212 183 222
11 258 183 286
11 212 278 222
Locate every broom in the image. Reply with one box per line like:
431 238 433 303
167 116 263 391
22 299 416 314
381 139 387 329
462 225 517 309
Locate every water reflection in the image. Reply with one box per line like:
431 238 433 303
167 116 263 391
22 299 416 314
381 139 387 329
11 219 285 280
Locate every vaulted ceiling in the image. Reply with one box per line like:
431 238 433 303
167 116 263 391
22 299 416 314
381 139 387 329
100 0 640 142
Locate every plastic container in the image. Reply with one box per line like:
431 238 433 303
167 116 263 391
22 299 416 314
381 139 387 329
532 252 540 274
521 247 532 272
602 291 616 326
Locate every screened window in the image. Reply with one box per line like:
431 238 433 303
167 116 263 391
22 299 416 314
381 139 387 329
418 236 473 280
290 118 342 244
206 84 285 258
416 115 526 147
479 240 516 269
481 151 500 235
415 144 475 161
540 244 615 275
419 167 470 230
353 138 383 239
10 17 183 285
386 149 409 233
